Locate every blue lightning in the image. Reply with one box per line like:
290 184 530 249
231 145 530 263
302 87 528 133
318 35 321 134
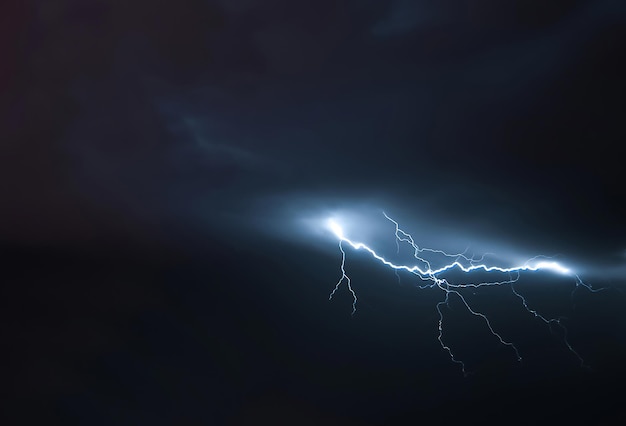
327 212 603 375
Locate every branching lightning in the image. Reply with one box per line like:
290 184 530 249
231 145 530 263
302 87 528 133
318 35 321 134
327 212 603 375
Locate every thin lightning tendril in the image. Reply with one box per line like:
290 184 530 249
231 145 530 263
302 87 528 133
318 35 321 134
327 213 604 375
329 239 358 315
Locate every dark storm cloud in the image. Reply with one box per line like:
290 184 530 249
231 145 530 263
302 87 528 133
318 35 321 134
2 0 223 245
135 2 625 274
4 0 625 263
370 0 447 36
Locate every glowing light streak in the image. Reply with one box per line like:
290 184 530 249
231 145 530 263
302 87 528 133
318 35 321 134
327 213 603 375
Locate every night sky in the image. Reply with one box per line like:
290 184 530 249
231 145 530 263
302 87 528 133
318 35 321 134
3 1 626 424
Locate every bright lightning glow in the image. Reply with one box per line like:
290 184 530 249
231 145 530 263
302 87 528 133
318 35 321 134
327 218 345 240
327 212 603 375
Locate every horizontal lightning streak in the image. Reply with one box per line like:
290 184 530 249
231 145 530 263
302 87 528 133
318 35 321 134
328 218 571 277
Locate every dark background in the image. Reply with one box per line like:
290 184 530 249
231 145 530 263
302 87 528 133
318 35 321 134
2 0 626 424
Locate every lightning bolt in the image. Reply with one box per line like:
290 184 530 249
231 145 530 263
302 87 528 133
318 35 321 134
327 212 604 375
